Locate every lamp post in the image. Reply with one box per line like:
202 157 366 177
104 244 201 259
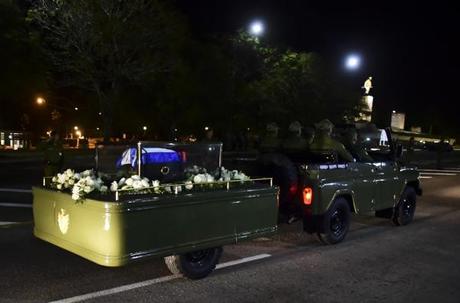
249 20 265 37
345 54 361 71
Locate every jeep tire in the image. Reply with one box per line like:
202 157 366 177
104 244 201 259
316 197 351 245
392 187 416 226
164 247 222 279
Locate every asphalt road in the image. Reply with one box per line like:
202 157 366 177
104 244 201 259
1 152 460 302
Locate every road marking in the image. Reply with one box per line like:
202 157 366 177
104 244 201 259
0 203 32 208
420 172 457 176
0 221 33 228
0 188 32 194
216 253 271 269
49 253 271 303
419 169 460 173
49 275 179 303
419 176 433 179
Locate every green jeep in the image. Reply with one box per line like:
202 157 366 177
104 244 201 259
255 128 422 244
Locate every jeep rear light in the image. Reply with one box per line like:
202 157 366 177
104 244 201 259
303 187 313 205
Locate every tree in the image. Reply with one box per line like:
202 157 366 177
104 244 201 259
28 0 186 141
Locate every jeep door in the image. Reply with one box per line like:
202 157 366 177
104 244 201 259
373 161 401 210
348 162 377 213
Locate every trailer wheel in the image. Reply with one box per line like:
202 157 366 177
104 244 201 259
392 187 416 226
164 247 222 279
316 197 350 245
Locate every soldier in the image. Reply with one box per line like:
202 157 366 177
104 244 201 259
282 121 308 152
259 122 281 152
310 119 354 162
343 128 373 162
43 131 64 177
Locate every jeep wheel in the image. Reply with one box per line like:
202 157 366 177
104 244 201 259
392 187 416 226
316 197 351 245
164 247 222 279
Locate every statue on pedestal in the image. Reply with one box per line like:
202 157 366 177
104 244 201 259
363 76 373 95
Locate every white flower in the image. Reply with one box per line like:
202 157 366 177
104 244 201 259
125 178 134 186
100 185 108 193
205 174 215 183
57 174 66 184
131 175 141 181
56 184 62 190
72 193 80 200
132 180 142 189
164 186 172 193
152 180 160 188
83 186 92 193
72 185 80 194
65 169 74 177
193 174 205 184
185 181 193 190
141 179 150 188
68 179 75 186
84 176 94 186
63 182 69 189
81 170 92 177
74 173 81 180
118 177 126 186
110 181 118 192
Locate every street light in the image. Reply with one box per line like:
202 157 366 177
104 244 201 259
36 97 46 105
345 54 361 70
249 20 264 36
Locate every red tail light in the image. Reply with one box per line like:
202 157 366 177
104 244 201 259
303 187 313 205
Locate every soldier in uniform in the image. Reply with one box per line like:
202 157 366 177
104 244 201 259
342 128 373 162
259 122 281 153
43 131 64 177
282 121 308 152
309 119 354 162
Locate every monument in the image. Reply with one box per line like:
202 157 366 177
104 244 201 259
357 76 374 122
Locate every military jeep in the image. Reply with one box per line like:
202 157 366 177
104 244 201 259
251 128 422 244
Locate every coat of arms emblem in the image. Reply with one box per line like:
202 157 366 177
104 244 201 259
57 208 69 234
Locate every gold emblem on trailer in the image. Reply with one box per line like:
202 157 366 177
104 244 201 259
57 208 69 234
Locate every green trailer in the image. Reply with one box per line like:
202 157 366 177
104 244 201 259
33 142 278 279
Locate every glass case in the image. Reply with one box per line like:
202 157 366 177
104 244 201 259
95 142 223 182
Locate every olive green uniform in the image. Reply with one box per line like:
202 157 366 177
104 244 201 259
259 136 281 153
344 143 373 162
282 135 308 152
310 134 354 162
43 140 63 177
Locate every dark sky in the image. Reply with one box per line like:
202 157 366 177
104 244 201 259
175 0 460 136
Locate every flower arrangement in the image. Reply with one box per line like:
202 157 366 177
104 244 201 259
50 169 107 201
48 166 252 202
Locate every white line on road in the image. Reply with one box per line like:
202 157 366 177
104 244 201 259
49 253 272 303
0 188 32 193
419 169 460 173
420 172 457 176
216 253 271 269
0 203 32 208
0 221 16 226
419 176 433 179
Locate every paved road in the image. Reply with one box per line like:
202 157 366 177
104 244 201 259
1 167 460 302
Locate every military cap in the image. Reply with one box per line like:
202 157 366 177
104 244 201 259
315 119 334 131
266 122 279 132
288 121 302 133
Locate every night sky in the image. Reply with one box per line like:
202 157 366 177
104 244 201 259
175 0 460 136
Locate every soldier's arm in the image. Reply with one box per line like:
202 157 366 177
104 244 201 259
337 143 354 162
